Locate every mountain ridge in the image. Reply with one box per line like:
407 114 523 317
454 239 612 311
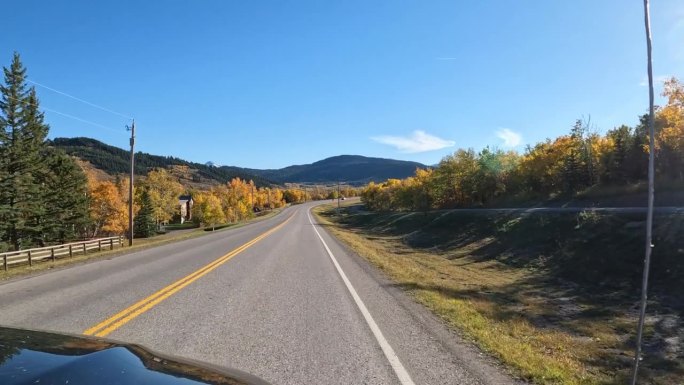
242 155 426 184
52 137 426 186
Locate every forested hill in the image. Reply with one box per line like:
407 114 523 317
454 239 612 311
244 155 427 184
51 137 274 186
52 137 427 185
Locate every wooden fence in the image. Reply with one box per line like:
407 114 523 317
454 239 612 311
1 236 124 271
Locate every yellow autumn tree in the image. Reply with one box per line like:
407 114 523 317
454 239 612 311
656 77 684 179
144 168 184 227
210 178 256 222
283 188 305 204
200 194 225 231
191 192 207 224
270 188 285 208
593 135 616 183
407 168 434 211
515 136 575 195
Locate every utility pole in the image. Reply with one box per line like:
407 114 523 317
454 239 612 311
337 181 341 214
631 0 656 383
127 120 135 246
250 183 255 212
267 188 271 210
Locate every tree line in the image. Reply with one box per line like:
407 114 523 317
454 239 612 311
84 166 350 238
362 77 683 211
188 179 358 232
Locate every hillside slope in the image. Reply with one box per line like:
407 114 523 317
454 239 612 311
51 137 274 187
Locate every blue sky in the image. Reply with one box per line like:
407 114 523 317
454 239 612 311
2 1 682 168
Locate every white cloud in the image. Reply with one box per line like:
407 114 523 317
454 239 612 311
496 128 522 148
639 74 671 86
371 130 455 153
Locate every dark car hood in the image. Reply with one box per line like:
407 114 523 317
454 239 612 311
0 326 270 385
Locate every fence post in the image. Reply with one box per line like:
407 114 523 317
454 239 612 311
51 248 55 262
119 236 123 247
3 255 7 271
69 244 73 258
28 250 32 267
110 238 114 250
98 239 102 252
83 243 87 255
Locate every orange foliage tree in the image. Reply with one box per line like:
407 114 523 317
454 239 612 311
88 181 127 237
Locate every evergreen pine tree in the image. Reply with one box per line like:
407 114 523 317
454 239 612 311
562 149 583 193
134 190 156 238
0 53 48 250
607 125 632 183
38 148 90 244
568 119 592 189
629 114 650 181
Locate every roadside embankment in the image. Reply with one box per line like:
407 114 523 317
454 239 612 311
314 203 683 385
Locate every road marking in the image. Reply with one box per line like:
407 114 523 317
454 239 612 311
84 214 294 337
307 209 416 385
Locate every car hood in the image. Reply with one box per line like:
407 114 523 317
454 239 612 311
0 326 270 385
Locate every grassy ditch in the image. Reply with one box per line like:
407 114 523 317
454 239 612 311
314 203 683 385
163 222 200 230
0 208 285 281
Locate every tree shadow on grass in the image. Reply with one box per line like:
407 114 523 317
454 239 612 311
388 277 683 384
333 207 684 297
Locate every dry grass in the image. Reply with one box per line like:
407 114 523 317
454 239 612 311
313 204 683 385
73 158 115 182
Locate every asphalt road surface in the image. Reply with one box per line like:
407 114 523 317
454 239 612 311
0 202 518 385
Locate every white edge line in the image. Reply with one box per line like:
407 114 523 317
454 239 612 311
307 208 416 385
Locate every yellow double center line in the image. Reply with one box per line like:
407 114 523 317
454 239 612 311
83 214 294 337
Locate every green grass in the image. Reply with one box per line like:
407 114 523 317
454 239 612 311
203 223 237 231
314 203 684 385
163 222 200 230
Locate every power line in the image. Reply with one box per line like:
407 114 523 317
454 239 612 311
26 79 133 119
43 107 124 134
2 93 125 135
4 79 135 136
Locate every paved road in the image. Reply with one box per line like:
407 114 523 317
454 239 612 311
0 202 517 385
